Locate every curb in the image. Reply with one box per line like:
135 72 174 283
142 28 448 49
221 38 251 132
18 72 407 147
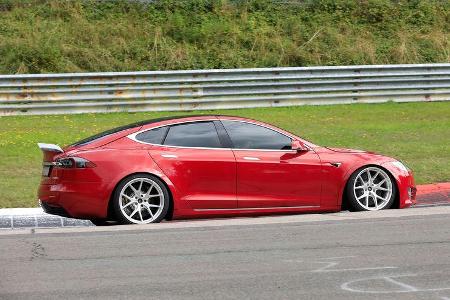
0 208 93 229
0 182 449 230
416 182 450 206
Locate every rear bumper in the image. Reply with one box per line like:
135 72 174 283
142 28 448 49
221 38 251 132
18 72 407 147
38 181 110 219
40 200 71 218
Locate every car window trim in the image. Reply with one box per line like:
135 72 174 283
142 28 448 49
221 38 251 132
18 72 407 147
127 118 305 152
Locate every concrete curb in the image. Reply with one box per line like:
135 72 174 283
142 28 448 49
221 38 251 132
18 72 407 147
0 209 93 229
0 182 449 230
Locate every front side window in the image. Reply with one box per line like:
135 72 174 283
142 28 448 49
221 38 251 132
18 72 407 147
163 122 222 148
221 120 292 150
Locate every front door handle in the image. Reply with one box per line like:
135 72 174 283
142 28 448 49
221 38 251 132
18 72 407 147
243 156 260 161
161 154 177 158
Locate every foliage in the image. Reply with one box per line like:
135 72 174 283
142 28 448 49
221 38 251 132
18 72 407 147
0 0 448 74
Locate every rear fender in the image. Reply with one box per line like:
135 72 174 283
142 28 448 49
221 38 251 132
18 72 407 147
76 148 184 217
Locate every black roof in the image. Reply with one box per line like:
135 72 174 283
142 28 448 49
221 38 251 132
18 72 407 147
70 114 222 147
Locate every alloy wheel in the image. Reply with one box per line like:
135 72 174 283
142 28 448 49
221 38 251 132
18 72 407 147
119 178 165 224
352 167 393 211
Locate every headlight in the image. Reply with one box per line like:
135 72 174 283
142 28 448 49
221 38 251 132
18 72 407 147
391 161 409 172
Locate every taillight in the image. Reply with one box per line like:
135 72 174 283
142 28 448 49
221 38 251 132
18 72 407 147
55 157 96 168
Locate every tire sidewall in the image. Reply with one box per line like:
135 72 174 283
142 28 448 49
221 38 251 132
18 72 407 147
112 174 170 224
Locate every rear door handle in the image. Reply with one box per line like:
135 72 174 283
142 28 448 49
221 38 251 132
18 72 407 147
243 156 260 161
161 154 177 158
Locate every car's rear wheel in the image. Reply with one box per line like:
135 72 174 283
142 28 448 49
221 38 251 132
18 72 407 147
112 174 169 224
89 218 108 226
346 166 395 211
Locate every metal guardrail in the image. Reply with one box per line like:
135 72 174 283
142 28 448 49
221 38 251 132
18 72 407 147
0 64 449 115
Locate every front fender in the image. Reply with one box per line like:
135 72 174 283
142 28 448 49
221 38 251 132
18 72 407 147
381 161 416 208
336 160 415 209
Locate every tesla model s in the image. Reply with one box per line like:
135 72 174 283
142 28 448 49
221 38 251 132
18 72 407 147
38 115 416 224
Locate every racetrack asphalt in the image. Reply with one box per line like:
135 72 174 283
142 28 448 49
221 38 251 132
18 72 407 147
0 206 449 299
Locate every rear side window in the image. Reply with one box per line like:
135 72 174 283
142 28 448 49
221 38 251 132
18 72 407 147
135 127 168 144
164 122 222 148
221 120 292 150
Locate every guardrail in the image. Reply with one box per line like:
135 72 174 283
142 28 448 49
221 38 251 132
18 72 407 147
0 63 449 115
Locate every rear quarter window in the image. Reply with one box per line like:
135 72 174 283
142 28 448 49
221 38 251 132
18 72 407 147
135 127 168 144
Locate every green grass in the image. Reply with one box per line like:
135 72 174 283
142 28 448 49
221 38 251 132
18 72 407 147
0 0 448 74
0 101 449 208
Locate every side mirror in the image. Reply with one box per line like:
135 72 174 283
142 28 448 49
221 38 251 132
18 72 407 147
291 140 307 152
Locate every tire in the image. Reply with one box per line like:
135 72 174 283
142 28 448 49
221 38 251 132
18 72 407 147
346 166 396 212
89 219 108 226
112 174 170 224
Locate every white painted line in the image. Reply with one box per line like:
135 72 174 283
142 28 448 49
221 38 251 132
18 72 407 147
341 274 450 294
315 266 397 273
306 256 397 273
383 276 419 292
311 259 397 273
341 274 417 294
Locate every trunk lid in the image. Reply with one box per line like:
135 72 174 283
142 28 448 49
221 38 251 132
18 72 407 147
37 143 65 180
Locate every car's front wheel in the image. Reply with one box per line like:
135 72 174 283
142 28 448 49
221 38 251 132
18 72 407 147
346 166 396 211
112 174 170 224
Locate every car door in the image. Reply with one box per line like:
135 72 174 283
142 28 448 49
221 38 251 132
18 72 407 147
144 121 237 209
220 119 322 208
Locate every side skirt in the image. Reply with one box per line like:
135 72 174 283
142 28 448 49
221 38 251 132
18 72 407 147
172 205 341 220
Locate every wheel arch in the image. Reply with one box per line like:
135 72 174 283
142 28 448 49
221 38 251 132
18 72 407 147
106 172 175 221
340 164 400 210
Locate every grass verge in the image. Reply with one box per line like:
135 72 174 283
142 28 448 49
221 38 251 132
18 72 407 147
0 101 449 208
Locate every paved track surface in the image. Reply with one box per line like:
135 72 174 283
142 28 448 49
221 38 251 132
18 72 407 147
1 206 450 300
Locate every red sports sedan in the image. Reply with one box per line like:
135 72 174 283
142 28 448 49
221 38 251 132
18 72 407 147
38 115 416 225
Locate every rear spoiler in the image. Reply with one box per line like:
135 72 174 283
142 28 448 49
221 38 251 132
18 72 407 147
37 143 64 153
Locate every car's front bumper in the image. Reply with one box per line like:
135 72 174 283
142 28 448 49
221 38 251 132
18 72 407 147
381 161 416 208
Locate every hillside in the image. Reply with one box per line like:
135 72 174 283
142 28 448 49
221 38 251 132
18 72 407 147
0 0 449 74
